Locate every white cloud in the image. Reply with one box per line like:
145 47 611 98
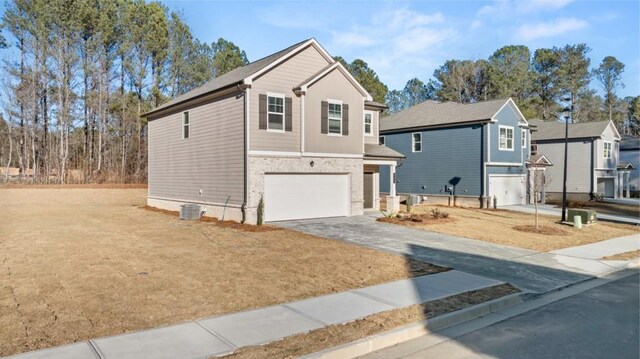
470 20 483 30
516 0 574 12
329 8 457 89
515 17 589 41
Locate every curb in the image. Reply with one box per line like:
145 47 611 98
299 291 525 359
300 268 640 359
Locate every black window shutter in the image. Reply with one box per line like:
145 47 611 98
285 97 293 132
321 101 328 134
342 104 349 136
259 94 267 130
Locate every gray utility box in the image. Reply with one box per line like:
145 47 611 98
180 204 202 220
567 208 597 225
407 194 422 206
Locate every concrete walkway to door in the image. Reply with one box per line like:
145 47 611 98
276 215 637 294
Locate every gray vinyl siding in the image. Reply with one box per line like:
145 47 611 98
148 92 245 205
304 68 365 154
595 124 619 169
620 149 640 189
250 45 331 152
490 103 525 164
380 124 483 196
537 140 593 193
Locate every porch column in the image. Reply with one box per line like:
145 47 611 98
625 172 631 198
615 172 621 198
389 164 396 197
386 164 400 212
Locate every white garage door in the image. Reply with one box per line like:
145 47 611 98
264 174 350 222
489 175 526 206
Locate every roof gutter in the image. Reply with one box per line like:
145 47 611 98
380 119 492 134
142 83 250 120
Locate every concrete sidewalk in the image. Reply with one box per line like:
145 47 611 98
5 270 504 359
503 203 640 225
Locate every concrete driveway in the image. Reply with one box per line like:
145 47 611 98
276 215 595 294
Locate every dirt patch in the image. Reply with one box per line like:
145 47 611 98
601 250 640 261
513 225 570 236
221 284 519 359
0 189 446 356
384 205 638 252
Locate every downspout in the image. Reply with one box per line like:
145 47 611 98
238 83 249 223
480 123 485 207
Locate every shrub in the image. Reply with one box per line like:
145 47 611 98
430 208 450 219
257 195 264 225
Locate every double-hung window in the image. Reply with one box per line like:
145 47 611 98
182 111 190 139
603 141 612 158
499 126 514 151
267 94 284 131
379 136 385 145
328 101 342 134
412 132 422 152
521 129 526 148
364 112 372 135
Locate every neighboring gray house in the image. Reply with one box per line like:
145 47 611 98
143 39 403 223
530 119 633 199
380 98 531 207
620 135 639 191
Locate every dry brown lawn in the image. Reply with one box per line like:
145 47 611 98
601 250 640 261
0 188 444 357
386 204 639 252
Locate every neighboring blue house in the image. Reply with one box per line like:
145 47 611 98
379 98 530 207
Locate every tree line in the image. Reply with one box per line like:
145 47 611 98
0 0 637 184
383 45 639 135
0 0 248 183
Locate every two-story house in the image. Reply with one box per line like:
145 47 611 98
530 119 631 199
379 98 530 207
143 39 403 223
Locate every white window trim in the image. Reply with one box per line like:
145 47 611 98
327 99 343 136
412 132 422 153
364 110 374 136
498 125 514 151
521 129 526 148
266 92 285 133
603 141 612 158
379 135 385 145
182 111 189 139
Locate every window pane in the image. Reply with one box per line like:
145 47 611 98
329 103 341 118
365 123 371 134
183 125 189 139
329 118 341 133
268 96 283 113
414 142 422 152
379 136 385 145
413 133 421 142
365 114 371 123
268 113 283 130
183 112 189 125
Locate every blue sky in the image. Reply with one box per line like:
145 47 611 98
161 0 639 98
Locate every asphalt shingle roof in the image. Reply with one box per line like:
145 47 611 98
380 98 512 132
364 143 405 159
530 119 612 141
620 135 640 151
144 39 312 117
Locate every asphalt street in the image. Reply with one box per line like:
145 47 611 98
363 273 640 359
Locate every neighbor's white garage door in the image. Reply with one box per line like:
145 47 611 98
264 174 350 221
489 175 526 206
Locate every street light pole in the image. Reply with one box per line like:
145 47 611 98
561 102 572 223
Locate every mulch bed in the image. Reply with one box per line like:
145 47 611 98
512 225 569 236
378 213 457 226
142 205 281 232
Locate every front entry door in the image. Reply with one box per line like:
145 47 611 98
364 172 374 209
